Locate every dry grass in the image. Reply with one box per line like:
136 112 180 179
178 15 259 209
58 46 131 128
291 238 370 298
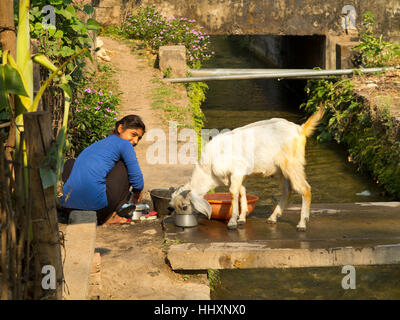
352 69 400 118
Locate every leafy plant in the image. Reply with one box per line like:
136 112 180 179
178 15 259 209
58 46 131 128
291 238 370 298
29 0 99 85
68 86 120 156
122 6 214 68
301 77 358 143
185 81 208 158
353 11 400 67
1 0 88 188
301 77 400 197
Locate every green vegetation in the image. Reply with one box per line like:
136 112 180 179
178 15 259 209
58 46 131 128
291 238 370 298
300 12 400 198
68 82 120 157
186 81 207 132
301 77 400 198
1 0 88 189
207 269 221 292
149 80 207 158
353 11 400 67
186 81 208 156
100 25 126 39
27 1 121 160
162 238 183 254
122 5 214 68
66 62 121 157
29 0 99 86
149 79 190 125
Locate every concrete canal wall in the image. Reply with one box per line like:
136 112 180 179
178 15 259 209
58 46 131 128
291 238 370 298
94 0 400 39
93 0 400 69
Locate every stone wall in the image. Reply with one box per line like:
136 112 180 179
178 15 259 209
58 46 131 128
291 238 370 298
93 0 400 69
130 0 400 42
93 0 400 42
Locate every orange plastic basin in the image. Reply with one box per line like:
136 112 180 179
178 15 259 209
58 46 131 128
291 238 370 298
204 192 259 221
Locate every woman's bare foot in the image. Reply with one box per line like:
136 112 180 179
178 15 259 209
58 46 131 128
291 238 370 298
104 211 131 224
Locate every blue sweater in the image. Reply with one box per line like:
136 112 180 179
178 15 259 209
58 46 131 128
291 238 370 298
60 134 144 210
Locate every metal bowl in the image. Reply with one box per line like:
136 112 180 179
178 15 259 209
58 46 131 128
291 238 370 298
131 203 150 221
173 213 198 228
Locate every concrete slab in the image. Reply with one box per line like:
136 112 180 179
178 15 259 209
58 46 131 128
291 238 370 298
63 211 97 300
159 45 187 78
168 242 400 270
165 202 400 270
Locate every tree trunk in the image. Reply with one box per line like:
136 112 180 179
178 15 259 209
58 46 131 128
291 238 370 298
23 111 63 300
0 0 17 163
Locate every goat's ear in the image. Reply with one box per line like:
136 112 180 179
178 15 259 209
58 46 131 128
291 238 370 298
190 193 212 219
180 189 191 199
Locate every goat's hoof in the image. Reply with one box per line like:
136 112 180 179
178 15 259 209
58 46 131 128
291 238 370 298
266 218 277 224
296 226 306 232
227 223 238 230
237 220 246 226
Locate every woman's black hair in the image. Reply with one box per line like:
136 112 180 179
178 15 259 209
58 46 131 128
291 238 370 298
113 114 146 135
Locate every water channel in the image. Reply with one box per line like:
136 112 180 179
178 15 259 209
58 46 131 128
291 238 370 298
200 36 399 299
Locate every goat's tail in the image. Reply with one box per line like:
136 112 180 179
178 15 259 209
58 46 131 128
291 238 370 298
300 107 325 138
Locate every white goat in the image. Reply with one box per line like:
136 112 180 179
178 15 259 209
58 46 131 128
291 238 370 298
169 108 324 231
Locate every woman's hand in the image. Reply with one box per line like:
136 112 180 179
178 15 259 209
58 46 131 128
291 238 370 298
132 191 143 204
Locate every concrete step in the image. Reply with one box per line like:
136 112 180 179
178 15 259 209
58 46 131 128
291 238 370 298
168 242 400 270
63 211 97 300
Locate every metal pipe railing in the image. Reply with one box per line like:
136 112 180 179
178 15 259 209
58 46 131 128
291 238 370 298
188 68 314 76
164 66 400 83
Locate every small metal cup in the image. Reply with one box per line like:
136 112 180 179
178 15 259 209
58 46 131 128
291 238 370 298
173 213 198 228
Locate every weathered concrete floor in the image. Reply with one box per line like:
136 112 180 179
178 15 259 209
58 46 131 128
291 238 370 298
165 202 400 270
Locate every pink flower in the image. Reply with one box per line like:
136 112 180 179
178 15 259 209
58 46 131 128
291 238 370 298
95 106 100 110
99 101 103 104
84 106 89 110
99 91 103 96
113 117 118 120
76 108 81 112
85 88 91 93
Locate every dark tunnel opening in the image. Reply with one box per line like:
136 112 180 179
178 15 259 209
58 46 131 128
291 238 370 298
227 34 327 100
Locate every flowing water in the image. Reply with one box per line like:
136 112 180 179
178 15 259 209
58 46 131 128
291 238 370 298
200 36 399 300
